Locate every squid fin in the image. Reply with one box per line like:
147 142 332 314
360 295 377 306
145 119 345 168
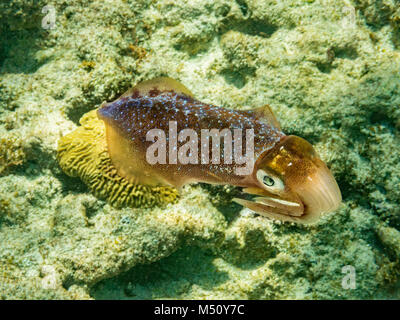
122 77 194 98
238 104 281 130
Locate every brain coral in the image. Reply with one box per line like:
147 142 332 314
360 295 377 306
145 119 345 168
57 109 179 208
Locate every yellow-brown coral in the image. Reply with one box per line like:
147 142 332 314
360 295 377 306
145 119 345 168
0 136 25 176
57 109 179 208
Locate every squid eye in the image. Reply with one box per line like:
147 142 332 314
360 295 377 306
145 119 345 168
256 169 285 192
263 176 275 186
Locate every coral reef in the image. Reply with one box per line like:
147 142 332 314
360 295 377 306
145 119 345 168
0 135 25 176
57 109 178 208
0 0 399 299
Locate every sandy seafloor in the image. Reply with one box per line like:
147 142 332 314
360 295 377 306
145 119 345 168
0 0 399 299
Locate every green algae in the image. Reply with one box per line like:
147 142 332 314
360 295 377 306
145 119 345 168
0 0 399 300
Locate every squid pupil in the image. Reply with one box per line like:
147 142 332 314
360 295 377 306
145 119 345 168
263 176 275 186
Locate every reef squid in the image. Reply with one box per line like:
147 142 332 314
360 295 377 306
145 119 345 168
97 77 342 224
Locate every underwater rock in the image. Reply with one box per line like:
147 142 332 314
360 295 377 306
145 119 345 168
0 0 48 31
377 224 400 258
0 135 25 176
